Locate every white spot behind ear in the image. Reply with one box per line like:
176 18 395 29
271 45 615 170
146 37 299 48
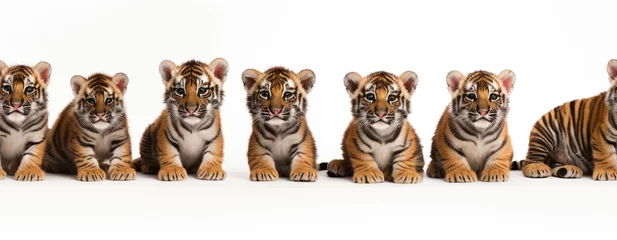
297 69 316 94
70 75 87 96
497 69 516 95
34 61 52 87
344 72 363 97
209 58 229 83
112 73 129 94
242 69 261 93
399 71 418 95
446 70 465 97
159 60 177 86
0 60 7 74
607 59 617 83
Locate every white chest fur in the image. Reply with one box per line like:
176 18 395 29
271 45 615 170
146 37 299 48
357 126 407 171
451 135 503 172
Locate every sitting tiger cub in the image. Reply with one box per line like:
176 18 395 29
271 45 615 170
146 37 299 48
43 73 135 181
327 71 424 184
241 67 319 182
427 70 516 183
133 59 229 181
516 59 617 181
0 61 51 181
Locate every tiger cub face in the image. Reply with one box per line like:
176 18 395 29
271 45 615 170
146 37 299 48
445 70 516 130
0 61 51 124
70 73 129 131
344 71 418 131
159 59 229 126
241 67 316 126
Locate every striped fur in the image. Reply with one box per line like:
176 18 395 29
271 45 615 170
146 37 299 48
242 67 318 181
133 59 228 181
0 61 51 181
327 71 424 184
43 73 134 181
516 59 617 181
427 70 516 183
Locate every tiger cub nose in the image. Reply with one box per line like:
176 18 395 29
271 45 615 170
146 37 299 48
97 113 104 118
479 110 488 117
271 108 282 115
12 103 21 109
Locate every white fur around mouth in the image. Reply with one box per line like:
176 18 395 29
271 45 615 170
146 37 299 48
371 121 391 130
92 121 110 130
182 116 202 125
6 112 26 124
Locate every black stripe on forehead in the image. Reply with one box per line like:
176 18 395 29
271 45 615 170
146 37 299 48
176 60 214 85
262 67 293 87
7 65 34 76
365 71 397 89
86 73 113 92
466 71 497 87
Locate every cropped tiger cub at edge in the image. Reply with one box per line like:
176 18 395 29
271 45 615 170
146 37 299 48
132 59 229 181
0 61 51 181
242 67 318 182
327 71 424 184
516 59 617 181
427 70 516 183
43 73 135 181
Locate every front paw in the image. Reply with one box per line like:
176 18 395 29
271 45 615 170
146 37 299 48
522 162 551 178
197 166 226 180
77 168 106 182
353 169 384 184
392 170 423 184
0 169 6 180
592 168 617 181
290 167 318 182
158 166 187 181
109 167 136 181
15 167 45 181
445 169 477 183
249 168 279 181
480 168 509 182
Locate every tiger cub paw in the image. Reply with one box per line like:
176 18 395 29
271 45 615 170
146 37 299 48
15 167 45 181
392 170 423 184
445 169 477 183
290 167 318 182
197 167 226 181
77 168 106 182
592 168 617 181
109 167 136 181
480 168 509 182
0 169 7 180
552 165 583 178
249 168 279 181
352 169 384 184
522 163 551 178
158 166 187 181
327 160 351 177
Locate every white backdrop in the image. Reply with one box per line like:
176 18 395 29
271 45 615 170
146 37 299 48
0 0 615 239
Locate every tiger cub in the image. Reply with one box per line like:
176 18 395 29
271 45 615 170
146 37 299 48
43 73 134 181
0 61 51 181
242 67 318 182
326 71 424 184
132 59 229 181
517 59 617 181
427 70 516 183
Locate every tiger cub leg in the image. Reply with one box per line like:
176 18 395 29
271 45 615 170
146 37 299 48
350 158 384 184
71 138 106 182
591 135 617 181
289 146 318 182
326 159 353 177
248 133 278 181
107 139 136 181
14 140 46 181
197 135 226 181
390 142 424 184
436 146 476 183
551 164 583 179
156 133 187 181
479 141 512 182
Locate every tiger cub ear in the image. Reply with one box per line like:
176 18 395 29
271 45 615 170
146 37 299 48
446 70 465 97
607 59 617 83
70 75 87 96
344 72 363 97
497 69 516 95
112 73 129 94
399 71 418 95
34 61 52 87
297 69 316 94
0 60 7 74
209 58 229 83
159 60 178 86
242 69 261 93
